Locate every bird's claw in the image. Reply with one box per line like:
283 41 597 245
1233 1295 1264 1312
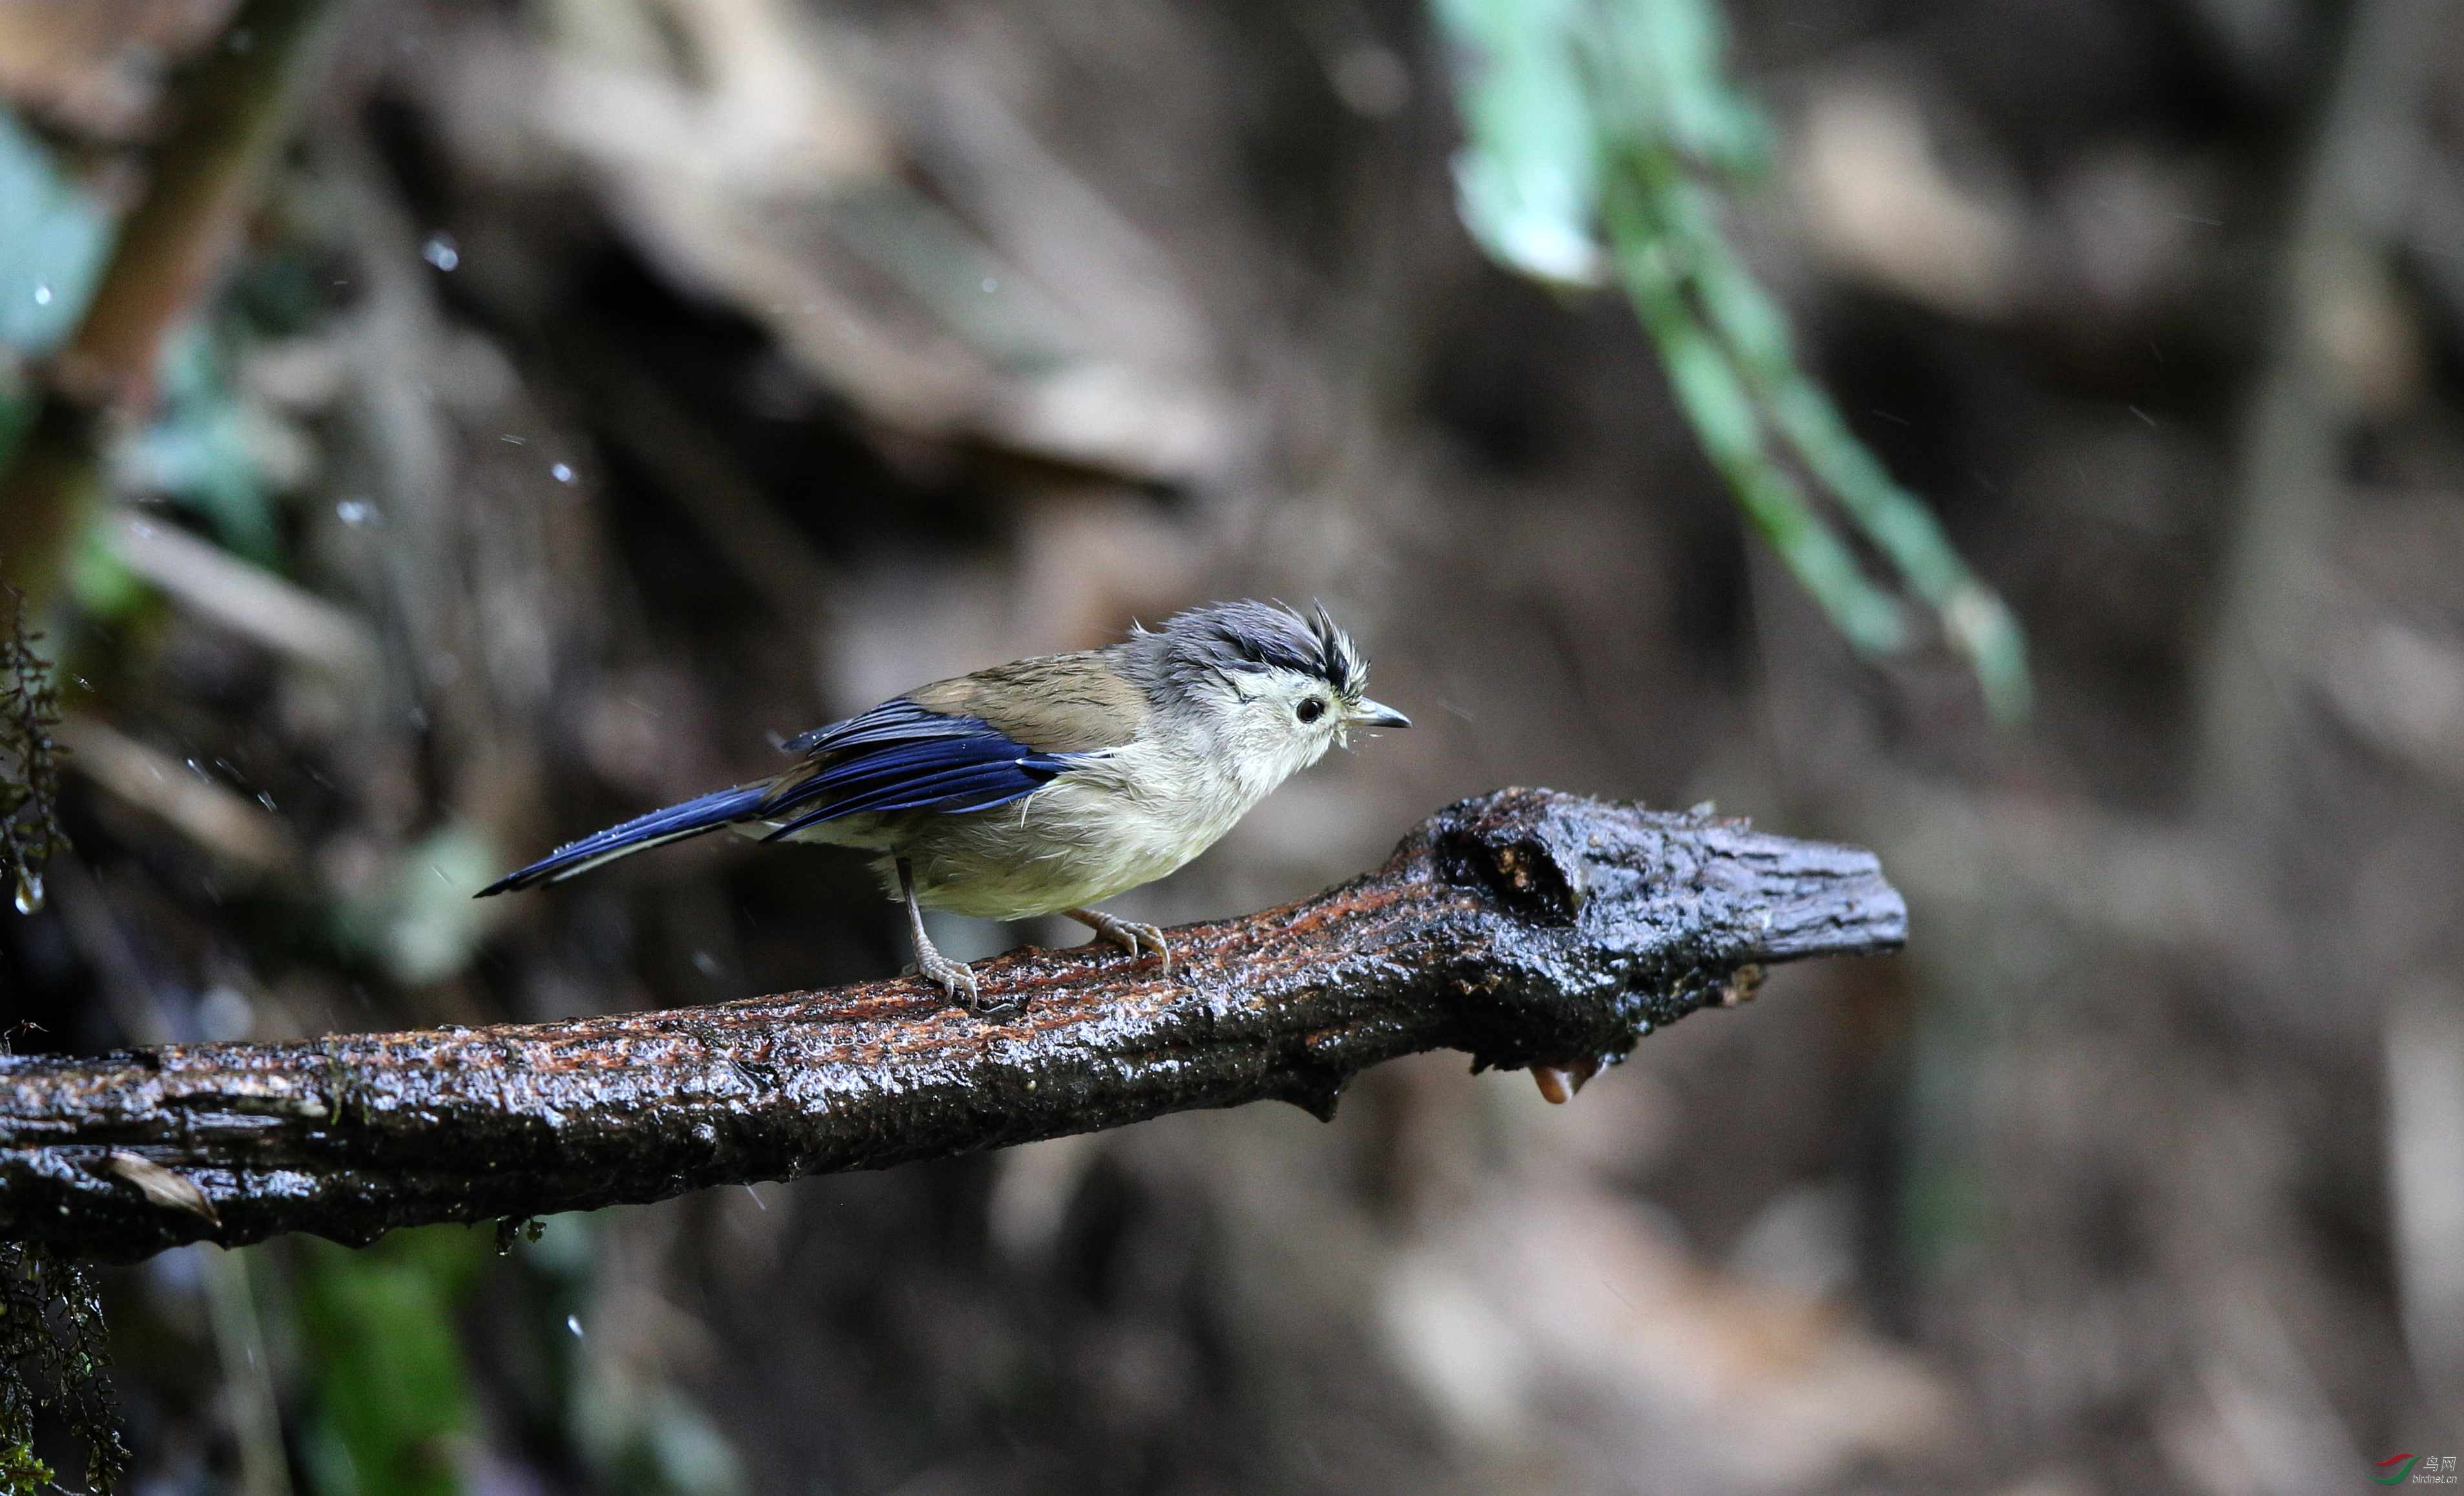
1109 920 1170 973
1122 922 1171 975
1077 910 1171 975
915 948 980 1010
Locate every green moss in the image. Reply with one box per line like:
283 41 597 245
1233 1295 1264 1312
0 1245 128 1495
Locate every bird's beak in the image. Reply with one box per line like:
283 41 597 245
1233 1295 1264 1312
1350 699 1411 729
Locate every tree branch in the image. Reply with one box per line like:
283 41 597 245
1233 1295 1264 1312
0 789 1905 1262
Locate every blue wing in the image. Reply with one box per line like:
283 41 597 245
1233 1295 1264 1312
756 699 1085 841
475 699 1097 897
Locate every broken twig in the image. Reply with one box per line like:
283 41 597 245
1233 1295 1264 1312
0 789 1904 1262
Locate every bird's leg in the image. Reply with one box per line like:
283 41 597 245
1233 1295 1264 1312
1064 906 1170 975
900 858 980 1009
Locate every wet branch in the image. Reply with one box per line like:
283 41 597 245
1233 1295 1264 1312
0 789 1905 1262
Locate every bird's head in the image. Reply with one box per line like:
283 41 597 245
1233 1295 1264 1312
1128 599 1409 790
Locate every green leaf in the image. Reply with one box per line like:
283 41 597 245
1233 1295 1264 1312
336 823 506 986
1437 0 2030 720
1636 253 1908 654
68 514 149 619
1436 0 1606 285
0 108 110 358
295 1227 492 1496
1611 0 1769 172
110 323 285 566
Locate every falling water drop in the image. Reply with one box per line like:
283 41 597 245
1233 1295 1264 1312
420 233 460 272
565 1314 585 1338
32 282 52 306
550 462 574 484
13 868 43 916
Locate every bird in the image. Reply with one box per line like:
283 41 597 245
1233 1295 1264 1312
476 600 1409 1008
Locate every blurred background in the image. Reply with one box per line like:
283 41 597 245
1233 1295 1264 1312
2 0 2460 1491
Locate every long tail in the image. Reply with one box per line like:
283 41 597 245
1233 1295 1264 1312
474 783 771 897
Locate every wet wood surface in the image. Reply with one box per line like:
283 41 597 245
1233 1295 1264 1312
0 789 1906 1261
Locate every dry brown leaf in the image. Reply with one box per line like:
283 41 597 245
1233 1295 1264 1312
105 1150 222 1225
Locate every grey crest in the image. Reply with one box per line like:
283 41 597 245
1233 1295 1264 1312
1123 600 1368 709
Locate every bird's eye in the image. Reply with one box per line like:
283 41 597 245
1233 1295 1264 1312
1296 697 1327 724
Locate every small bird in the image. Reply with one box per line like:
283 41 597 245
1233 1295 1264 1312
477 601 1408 1007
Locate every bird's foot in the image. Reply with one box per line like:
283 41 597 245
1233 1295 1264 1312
913 946 981 1010
1068 908 1170 975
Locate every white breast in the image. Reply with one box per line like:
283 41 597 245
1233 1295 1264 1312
890 731 1288 920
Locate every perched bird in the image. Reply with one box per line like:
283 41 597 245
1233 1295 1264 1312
477 601 1408 1006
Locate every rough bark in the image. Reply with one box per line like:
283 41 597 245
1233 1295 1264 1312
0 789 1905 1262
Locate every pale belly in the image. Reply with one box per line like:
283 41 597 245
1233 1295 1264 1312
762 771 1248 921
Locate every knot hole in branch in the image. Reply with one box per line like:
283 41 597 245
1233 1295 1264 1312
1434 796 1592 924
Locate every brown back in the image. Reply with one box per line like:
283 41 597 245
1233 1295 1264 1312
906 650 1147 753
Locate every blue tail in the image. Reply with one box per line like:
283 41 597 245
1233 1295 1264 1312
475 783 771 897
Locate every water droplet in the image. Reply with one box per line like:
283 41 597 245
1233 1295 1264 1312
980 277 998 294
336 499 373 526
565 1314 584 1338
420 233 460 272
32 282 52 306
14 869 43 916
550 462 575 484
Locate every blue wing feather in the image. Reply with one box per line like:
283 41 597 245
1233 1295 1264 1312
780 700 984 756
477 698 1086 897
758 699 1082 838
